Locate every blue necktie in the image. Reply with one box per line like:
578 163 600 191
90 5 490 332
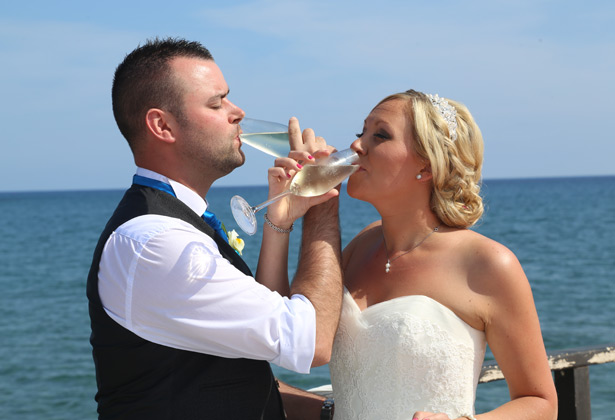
133 175 176 197
202 210 227 240
132 174 227 240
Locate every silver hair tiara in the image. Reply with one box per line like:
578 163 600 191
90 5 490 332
426 93 458 141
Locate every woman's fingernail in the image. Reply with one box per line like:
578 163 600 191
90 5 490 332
287 173 291 178
308 155 314 160
297 164 303 169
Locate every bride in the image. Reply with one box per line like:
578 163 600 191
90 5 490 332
327 90 557 420
263 90 557 420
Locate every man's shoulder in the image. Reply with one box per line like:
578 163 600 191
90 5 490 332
114 214 209 244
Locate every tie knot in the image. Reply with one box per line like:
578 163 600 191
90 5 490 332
202 210 226 239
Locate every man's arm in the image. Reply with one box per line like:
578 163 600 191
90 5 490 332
290 196 342 366
99 217 317 373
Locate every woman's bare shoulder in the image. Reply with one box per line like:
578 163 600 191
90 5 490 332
455 229 519 266
457 230 529 298
342 220 381 269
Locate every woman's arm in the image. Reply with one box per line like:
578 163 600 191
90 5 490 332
412 239 557 420
475 242 558 420
255 196 292 295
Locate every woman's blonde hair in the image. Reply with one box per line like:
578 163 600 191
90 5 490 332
377 90 484 228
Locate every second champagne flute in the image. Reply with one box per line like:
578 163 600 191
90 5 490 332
231 148 359 235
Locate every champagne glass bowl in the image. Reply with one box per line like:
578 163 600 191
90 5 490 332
230 147 358 235
239 118 290 158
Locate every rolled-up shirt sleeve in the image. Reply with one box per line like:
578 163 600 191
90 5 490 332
98 214 316 374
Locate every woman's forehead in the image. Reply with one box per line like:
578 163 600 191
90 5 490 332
367 99 410 125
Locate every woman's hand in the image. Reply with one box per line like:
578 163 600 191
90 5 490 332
265 117 339 228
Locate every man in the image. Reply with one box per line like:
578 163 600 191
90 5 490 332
87 37 341 419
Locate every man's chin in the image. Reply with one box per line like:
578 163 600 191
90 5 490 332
224 150 246 175
236 149 246 167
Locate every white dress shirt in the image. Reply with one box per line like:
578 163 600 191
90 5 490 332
98 168 316 373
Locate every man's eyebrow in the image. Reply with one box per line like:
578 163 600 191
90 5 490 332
218 89 230 99
208 89 230 103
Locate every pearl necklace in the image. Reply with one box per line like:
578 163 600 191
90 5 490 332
383 225 440 273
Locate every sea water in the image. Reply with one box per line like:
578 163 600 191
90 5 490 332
0 176 613 419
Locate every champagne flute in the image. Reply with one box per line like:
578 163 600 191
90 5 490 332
239 118 290 157
231 148 358 235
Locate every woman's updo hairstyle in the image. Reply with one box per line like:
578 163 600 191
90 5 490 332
377 90 484 228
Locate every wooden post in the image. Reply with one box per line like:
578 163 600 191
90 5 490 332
553 366 591 420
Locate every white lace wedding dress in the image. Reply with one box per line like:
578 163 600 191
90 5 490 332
329 288 486 420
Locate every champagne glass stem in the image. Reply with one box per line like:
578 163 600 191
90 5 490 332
252 190 292 214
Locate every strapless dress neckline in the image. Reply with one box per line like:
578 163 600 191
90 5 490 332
329 287 486 420
346 288 478 324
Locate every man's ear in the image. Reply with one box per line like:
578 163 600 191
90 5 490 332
145 108 177 144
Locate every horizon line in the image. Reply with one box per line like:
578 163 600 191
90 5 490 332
1 174 613 195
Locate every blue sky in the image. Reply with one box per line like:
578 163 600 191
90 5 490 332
1 0 613 192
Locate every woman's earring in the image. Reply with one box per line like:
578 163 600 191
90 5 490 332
416 174 422 180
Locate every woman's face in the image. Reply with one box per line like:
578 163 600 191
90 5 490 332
347 99 426 204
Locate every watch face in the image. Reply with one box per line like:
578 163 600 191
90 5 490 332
321 399 334 420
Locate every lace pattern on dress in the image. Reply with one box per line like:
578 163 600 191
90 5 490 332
329 294 485 420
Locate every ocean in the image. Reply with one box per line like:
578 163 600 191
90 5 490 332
0 176 613 419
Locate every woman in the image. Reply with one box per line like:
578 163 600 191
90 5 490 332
327 90 557 420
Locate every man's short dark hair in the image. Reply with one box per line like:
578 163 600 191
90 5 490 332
111 37 214 151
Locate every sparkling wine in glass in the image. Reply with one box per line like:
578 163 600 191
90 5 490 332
231 148 358 235
239 118 290 157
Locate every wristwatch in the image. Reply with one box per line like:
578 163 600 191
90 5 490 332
320 398 334 420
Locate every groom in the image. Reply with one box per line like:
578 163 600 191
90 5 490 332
87 37 341 419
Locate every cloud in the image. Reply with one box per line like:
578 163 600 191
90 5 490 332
208 0 614 181
0 1 613 192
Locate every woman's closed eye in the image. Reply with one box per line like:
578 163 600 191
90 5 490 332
374 130 390 140
355 130 390 140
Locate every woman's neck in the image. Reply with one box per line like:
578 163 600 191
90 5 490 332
378 205 440 254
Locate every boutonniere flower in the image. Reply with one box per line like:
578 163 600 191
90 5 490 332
226 229 245 255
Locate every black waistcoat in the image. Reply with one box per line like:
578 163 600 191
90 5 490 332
86 185 285 419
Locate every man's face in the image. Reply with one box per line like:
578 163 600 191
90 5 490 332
170 57 246 177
